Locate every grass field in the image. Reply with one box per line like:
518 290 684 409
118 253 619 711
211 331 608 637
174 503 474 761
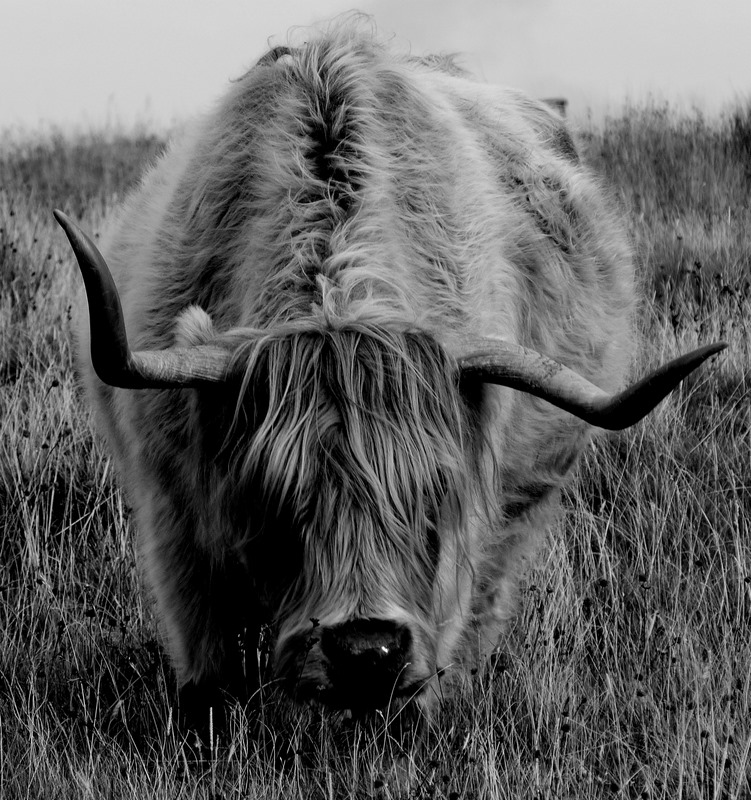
0 105 749 799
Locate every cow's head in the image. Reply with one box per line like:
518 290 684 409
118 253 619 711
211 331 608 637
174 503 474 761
190 325 476 709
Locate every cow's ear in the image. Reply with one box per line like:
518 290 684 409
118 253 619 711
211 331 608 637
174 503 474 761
175 306 216 347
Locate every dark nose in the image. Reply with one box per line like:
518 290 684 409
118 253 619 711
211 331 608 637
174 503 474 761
320 618 412 707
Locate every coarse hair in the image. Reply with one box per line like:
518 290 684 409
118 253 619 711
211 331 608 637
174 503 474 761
189 319 481 630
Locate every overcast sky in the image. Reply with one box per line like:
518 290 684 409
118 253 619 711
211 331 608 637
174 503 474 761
3 0 750 133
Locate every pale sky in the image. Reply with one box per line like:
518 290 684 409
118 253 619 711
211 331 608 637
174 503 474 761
3 0 750 133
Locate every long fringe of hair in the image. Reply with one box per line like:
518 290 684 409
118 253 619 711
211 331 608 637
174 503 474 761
194 320 477 621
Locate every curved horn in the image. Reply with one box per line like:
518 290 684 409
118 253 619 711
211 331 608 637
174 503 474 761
54 210 233 389
457 338 727 430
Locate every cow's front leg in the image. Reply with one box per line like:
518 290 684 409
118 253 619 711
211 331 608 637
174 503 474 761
140 510 259 740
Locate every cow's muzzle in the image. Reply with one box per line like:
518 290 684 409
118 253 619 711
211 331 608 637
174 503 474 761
292 618 416 710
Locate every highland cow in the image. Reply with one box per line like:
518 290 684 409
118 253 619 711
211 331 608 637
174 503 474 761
55 23 724 718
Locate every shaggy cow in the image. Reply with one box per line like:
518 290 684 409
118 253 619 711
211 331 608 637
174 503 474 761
56 24 723 716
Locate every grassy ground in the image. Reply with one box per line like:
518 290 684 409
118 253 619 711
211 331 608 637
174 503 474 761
0 105 749 799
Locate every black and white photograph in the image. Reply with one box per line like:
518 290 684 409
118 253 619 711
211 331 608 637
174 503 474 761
1 1 749 797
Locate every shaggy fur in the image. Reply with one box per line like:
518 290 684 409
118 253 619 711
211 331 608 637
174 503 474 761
80 20 634 711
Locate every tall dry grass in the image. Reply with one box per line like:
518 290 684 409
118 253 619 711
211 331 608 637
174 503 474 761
0 105 749 799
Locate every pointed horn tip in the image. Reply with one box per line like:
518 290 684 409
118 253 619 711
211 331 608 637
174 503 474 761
53 209 80 243
707 341 729 356
690 341 729 366
53 208 70 228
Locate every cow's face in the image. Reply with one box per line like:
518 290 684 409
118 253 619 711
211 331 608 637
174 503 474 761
194 327 479 709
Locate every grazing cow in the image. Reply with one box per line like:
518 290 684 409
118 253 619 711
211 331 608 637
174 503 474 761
55 23 724 717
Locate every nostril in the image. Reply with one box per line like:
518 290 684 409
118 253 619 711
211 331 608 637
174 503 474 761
320 618 412 687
